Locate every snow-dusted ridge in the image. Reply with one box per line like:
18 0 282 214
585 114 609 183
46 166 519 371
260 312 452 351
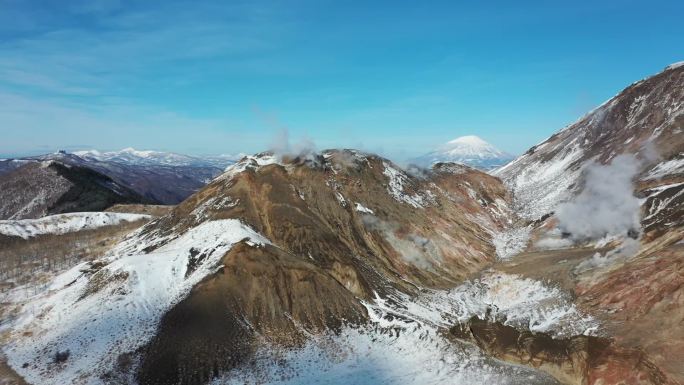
3 219 270 385
0 212 151 239
382 161 435 208
495 61 684 221
665 61 684 70
493 142 584 220
217 152 281 179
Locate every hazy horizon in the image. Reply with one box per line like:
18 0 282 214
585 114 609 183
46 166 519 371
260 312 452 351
0 132 516 160
1 1 682 160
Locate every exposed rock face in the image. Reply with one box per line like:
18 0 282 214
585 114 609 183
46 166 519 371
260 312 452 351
148 151 513 290
450 317 674 385
638 171 684 253
131 151 516 384
495 233 684 384
137 243 368 385
0 161 148 220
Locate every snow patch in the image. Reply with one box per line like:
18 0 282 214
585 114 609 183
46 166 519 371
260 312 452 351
3 219 269 385
335 192 347 207
215 272 593 385
645 157 684 180
643 182 684 221
492 226 531 260
354 203 374 214
382 162 428 208
443 273 599 337
215 326 555 385
0 212 151 239
665 61 684 70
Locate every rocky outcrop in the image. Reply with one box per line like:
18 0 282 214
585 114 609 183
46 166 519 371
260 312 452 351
450 316 675 385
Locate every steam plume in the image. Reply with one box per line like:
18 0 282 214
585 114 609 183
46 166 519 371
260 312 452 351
556 154 641 241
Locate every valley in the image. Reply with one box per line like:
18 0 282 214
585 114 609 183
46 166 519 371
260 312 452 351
0 63 682 385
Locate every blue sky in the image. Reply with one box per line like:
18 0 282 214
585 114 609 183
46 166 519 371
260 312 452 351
0 0 682 160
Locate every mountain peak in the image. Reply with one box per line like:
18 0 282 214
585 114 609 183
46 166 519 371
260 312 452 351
116 147 168 158
412 135 514 171
446 135 490 147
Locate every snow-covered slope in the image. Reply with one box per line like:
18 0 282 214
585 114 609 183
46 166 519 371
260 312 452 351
3 248 592 385
74 148 240 169
217 272 596 385
495 63 684 220
3 219 269 385
0 212 151 239
412 135 514 171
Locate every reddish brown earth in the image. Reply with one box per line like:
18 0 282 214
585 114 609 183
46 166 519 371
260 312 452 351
0 354 27 385
450 316 675 385
578 244 684 383
483 63 684 385
127 151 517 385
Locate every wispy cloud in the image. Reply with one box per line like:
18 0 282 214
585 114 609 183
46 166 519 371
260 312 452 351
0 1 291 98
0 1 297 154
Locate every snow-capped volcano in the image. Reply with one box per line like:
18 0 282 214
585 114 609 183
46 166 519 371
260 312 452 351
412 135 514 170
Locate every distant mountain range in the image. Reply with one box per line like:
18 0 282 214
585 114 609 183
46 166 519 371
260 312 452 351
411 135 515 170
73 148 241 169
0 149 241 218
0 160 148 220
